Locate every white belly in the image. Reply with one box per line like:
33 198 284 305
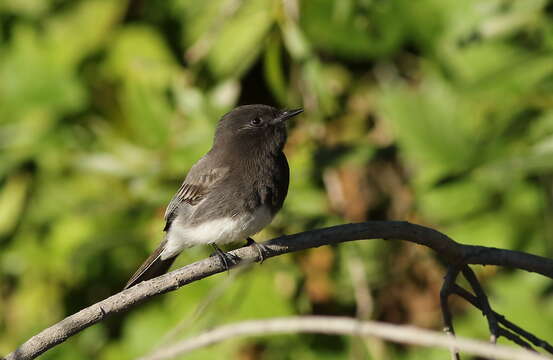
161 206 273 260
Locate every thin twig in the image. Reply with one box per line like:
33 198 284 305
440 266 462 360
452 285 553 355
449 284 536 352
497 315 553 354
135 316 549 360
462 266 500 344
498 329 536 352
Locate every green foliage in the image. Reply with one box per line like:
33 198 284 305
2 0 553 359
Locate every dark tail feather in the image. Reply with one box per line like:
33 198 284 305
124 240 177 289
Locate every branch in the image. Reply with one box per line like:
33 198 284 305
4 221 553 360
452 285 553 354
135 316 549 360
461 266 500 343
440 266 462 360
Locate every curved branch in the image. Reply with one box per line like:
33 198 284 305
135 316 549 360
4 221 553 360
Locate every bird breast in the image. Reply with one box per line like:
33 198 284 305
161 206 273 259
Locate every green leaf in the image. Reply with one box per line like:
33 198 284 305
0 174 29 237
301 0 405 59
206 0 274 78
379 74 477 183
419 180 491 223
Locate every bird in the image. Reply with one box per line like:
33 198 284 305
124 104 302 289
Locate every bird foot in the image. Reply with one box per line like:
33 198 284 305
245 237 270 263
209 244 237 273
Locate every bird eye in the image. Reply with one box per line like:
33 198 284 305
251 117 262 126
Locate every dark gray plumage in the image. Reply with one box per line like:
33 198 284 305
124 105 302 289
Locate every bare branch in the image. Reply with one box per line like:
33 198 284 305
461 266 500 344
4 221 553 360
452 285 553 354
497 328 536 352
135 316 549 360
440 266 461 360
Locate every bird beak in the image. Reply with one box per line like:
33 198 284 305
273 108 303 124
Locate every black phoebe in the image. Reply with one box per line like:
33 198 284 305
124 104 302 289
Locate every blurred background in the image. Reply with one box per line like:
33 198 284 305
1 0 553 359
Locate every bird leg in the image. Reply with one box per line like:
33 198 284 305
245 237 269 263
209 243 233 273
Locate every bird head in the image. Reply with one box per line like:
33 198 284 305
214 104 303 153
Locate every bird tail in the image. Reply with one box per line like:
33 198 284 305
124 239 177 290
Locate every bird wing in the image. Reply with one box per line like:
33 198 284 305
163 160 228 231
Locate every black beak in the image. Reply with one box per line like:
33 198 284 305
273 108 303 124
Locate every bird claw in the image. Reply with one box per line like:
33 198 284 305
245 237 269 263
209 244 236 273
